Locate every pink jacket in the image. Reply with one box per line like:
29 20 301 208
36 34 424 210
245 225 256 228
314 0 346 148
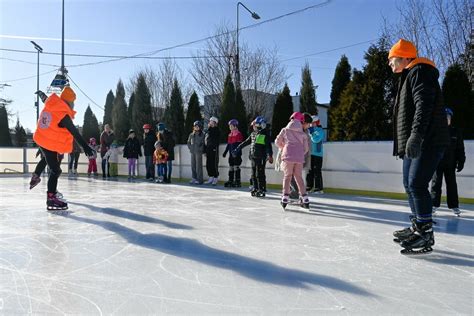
275 120 309 163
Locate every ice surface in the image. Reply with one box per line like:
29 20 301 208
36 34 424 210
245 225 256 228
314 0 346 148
0 175 473 315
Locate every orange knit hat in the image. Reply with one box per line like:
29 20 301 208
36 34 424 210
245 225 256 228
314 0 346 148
60 86 76 103
388 39 417 59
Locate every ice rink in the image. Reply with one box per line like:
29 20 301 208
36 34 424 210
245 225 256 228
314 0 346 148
0 175 473 315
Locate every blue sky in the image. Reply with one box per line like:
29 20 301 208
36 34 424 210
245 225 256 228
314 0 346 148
0 0 401 131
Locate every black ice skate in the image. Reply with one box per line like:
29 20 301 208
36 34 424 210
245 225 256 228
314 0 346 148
281 194 289 210
300 195 310 209
400 222 434 255
232 181 241 188
255 190 265 198
47 192 68 211
250 189 258 197
393 217 417 243
29 173 41 190
224 181 233 187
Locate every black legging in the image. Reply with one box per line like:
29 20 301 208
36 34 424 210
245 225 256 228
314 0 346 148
206 148 219 178
36 147 62 193
251 158 266 191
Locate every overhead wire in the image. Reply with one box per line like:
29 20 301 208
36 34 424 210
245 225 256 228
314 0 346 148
66 74 104 111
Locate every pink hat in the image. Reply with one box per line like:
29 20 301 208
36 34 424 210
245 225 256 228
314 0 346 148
290 112 304 123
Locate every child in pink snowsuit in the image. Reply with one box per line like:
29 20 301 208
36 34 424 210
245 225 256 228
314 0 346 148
275 112 310 208
87 137 99 177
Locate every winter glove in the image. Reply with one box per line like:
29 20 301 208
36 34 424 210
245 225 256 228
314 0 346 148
267 156 274 164
308 126 316 134
222 152 227 158
35 90 47 103
456 161 464 172
83 146 95 158
405 133 423 159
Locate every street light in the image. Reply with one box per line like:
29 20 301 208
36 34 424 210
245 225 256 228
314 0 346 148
236 1 260 90
31 41 43 121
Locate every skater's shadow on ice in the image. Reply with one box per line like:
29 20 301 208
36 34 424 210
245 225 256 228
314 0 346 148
406 249 474 267
69 202 193 230
61 214 373 296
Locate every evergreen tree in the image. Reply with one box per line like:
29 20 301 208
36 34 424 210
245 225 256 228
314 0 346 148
442 63 473 139
234 87 248 139
13 118 27 147
0 105 12 146
112 80 129 144
271 83 294 141
103 90 115 129
299 63 318 115
132 73 153 135
82 105 101 144
185 91 202 134
218 74 237 142
329 55 351 132
163 79 186 143
128 92 135 132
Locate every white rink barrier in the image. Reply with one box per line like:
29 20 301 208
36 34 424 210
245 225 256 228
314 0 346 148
0 141 472 198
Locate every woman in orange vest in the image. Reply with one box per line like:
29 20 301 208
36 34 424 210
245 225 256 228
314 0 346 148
30 86 94 210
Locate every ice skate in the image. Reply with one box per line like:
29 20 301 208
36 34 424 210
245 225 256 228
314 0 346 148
451 208 461 216
232 181 241 188
189 178 198 184
212 177 218 186
224 181 233 187
29 173 41 190
300 194 310 209
393 218 416 243
250 189 258 197
256 190 265 198
281 194 289 210
400 222 434 255
205 177 214 185
47 192 68 211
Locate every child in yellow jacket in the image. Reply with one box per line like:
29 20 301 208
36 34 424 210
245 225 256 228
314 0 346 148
153 141 169 183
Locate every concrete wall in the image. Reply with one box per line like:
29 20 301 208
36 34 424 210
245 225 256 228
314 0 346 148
1 141 472 198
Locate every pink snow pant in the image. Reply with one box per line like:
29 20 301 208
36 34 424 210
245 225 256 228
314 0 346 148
88 158 97 173
281 161 306 196
128 158 137 176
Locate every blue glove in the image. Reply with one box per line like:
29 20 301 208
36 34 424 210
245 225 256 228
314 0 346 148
308 126 316 134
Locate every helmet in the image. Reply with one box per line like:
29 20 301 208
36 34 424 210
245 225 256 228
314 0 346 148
129 129 135 134
143 124 151 129
255 116 266 129
157 123 166 131
290 112 304 123
209 116 219 124
445 107 453 117
193 120 203 128
228 119 239 126
303 112 313 124
311 115 320 125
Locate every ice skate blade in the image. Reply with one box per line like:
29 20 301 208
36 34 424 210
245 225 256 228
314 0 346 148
400 247 433 255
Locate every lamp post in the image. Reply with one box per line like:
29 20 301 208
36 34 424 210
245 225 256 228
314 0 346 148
30 41 43 121
236 2 260 90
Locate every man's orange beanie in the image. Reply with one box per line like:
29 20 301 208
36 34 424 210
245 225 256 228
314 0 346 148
388 39 417 59
60 86 76 103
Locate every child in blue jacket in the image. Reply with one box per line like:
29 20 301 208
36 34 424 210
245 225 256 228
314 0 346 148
306 115 325 193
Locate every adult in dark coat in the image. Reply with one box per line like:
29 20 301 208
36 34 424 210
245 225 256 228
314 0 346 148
430 108 466 216
100 124 115 179
389 39 449 253
143 124 156 180
157 123 175 183
204 116 220 185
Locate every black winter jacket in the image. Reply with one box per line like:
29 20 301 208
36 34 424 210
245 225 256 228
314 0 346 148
237 128 273 160
158 129 176 161
392 59 449 157
439 126 465 169
205 126 220 154
143 131 156 156
123 137 142 159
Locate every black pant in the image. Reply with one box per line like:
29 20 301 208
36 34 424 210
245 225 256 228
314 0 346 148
36 147 62 194
251 158 266 191
101 155 110 178
68 152 80 170
431 164 459 208
306 156 323 190
206 148 219 178
227 156 242 183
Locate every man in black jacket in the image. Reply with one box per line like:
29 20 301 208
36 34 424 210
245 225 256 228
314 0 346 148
204 116 220 185
389 39 449 254
143 124 156 181
430 108 465 216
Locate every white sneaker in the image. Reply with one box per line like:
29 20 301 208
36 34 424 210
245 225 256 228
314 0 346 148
205 177 214 184
314 190 324 194
212 177 218 186
189 178 198 184
451 208 461 216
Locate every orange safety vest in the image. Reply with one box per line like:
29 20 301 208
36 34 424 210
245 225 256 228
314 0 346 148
33 94 76 154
